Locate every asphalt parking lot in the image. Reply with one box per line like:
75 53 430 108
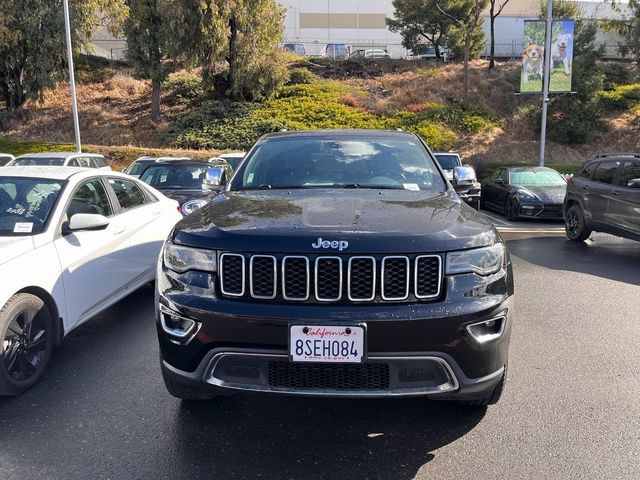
1 231 639 480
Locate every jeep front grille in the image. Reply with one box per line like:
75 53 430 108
219 253 442 304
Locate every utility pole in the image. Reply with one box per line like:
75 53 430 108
539 0 553 167
63 0 82 153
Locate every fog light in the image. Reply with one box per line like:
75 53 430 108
465 315 506 344
159 305 199 341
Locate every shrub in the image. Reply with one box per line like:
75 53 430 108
413 121 456 151
600 83 640 110
287 67 319 85
600 63 632 90
163 73 206 105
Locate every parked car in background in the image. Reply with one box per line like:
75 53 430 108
157 129 513 406
283 43 306 56
433 152 463 181
8 153 110 170
452 166 482 210
564 154 640 242
322 43 349 59
481 166 566 220
350 48 391 59
212 152 246 171
406 45 452 62
139 158 232 216
0 167 182 396
0 154 15 166
123 156 190 179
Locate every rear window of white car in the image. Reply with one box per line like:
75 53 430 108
0 177 64 235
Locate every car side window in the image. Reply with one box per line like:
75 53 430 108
618 161 640 188
491 169 502 181
67 158 80 167
500 170 509 183
66 179 113 219
578 162 596 179
591 161 619 184
108 178 148 211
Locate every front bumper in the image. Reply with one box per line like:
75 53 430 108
156 261 514 399
516 201 564 219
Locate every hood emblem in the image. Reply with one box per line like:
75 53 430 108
312 237 349 252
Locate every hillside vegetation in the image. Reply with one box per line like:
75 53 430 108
1 57 639 174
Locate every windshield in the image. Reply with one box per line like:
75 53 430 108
140 164 209 189
125 161 147 176
434 154 461 170
11 157 65 166
231 136 446 191
510 170 566 186
0 177 64 236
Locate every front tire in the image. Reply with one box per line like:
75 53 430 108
162 368 220 401
504 198 518 221
565 204 591 241
0 293 54 396
458 365 507 407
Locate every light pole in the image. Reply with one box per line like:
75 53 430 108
539 0 553 167
63 0 82 152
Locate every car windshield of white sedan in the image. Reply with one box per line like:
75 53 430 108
140 165 208 189
233 137 446 191
0 177 63 235
11 157 65 166
510 170 566 186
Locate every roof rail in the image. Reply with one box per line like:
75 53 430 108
594 153 640 159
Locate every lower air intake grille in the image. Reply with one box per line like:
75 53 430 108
268 361 390 391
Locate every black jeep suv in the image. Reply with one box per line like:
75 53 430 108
564 154 640 242
156 130 514 405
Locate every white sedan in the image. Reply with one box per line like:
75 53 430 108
0 167 182 395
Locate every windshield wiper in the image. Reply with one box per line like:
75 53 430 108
342 183 405 190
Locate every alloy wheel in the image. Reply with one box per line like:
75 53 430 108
2 309 48 382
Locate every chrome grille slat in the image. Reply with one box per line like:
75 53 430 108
219 253 245 297
314 256 343 302
381 256 410 301
282 256 310 301
219 253 442 303
250 255 277 299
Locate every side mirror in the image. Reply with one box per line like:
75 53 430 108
453 166 477 186
204 166 225 190
628 178 640 188
63 213 110 234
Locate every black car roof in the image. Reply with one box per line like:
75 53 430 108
259 129 419 141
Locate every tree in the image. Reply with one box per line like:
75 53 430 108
487 0 511 69
0 0 126 110
181 0 288 101
124 0 176 122
386 0 455 60
605 0 640 68
437 0 488 105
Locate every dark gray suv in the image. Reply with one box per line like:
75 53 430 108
564 154 640 242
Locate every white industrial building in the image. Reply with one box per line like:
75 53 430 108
279 0 631 59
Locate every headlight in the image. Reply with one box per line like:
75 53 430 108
446 243 505 276
182 199 208 216
163 242 216 273
515 189 536 200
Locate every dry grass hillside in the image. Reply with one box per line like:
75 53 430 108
1 59 639 171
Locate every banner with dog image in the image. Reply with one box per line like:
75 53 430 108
520 19 574 93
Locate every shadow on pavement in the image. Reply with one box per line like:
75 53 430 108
507 234 640 286
168 395 485 479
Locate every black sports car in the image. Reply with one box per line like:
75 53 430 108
481 166 566 220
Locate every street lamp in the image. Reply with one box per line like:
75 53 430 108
539 0 553 167
63 0 82 153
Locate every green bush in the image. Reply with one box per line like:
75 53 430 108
163 73 206 105
600 63 632 90
412 121 456 151
600 83 640 110
287 67 320 85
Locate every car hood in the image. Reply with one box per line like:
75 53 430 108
0 236 35 266
518 185 566 204
157 188 214 206
173 190 499 254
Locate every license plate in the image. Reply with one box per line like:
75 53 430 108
289 325 364 363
